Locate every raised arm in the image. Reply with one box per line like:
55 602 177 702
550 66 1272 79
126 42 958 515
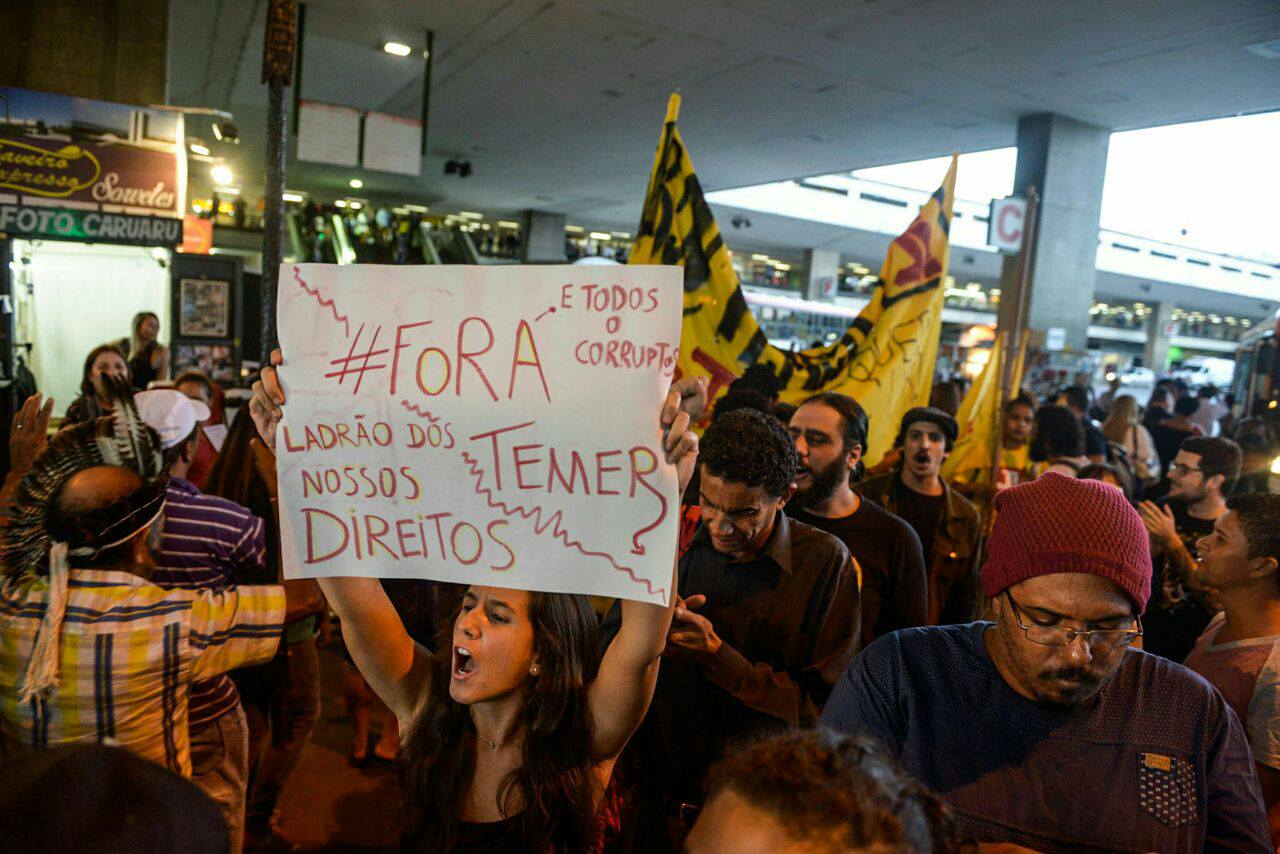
587 384 698 762
251 351 435 723
1 394 54 509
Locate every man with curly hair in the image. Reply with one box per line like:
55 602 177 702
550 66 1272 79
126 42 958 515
606 408 860 850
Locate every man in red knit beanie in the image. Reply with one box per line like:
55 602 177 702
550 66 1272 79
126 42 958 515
823 473 1269 852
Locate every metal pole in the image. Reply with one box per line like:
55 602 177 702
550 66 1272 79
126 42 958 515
420 30 434 155
263 78 286 360
291 3 306 135
261 0 297 363
988 187 1039 495
1018 187 1041 348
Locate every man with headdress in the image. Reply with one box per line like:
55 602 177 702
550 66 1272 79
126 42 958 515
0 382 292 785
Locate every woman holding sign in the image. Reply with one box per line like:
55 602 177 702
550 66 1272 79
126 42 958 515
249 351 702 852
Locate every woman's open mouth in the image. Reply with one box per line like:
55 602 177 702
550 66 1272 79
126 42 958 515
452 646 478 681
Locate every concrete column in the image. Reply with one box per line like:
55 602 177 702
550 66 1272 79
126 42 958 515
803 248 839 302
519 210 567 263
1144 300 1175 373
996 114 1110 352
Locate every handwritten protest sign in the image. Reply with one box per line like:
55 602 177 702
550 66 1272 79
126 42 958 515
275 264 682 605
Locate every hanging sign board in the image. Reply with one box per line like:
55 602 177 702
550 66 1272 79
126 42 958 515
275 263 683 605
297 101 360 167
0 87 184 218
362 112 422 176
987 196 1027 254
0 203 181 246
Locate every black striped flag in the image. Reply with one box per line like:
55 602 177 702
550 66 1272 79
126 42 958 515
629 93 957 463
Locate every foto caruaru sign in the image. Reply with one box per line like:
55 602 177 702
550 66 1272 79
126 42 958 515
275 264 683 605
0 203 181 247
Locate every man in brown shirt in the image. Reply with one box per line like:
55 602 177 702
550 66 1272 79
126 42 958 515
786 392 929 644
858 407 981 625
606 408 860 846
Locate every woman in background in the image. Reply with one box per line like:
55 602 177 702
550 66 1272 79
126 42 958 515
1029 405 1089 477
120 311 169 390
1100 394 1160 493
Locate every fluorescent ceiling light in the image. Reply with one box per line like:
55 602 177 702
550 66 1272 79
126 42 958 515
349 178 364 189
458 211 483 219
210 164 233 185
383 42 412 57
497 220 519 228
589 232 611 241
282 192 304 203
189 143 210 156
212 186 240 196
402 204 429 213
334 199 348 208
565 225 584 233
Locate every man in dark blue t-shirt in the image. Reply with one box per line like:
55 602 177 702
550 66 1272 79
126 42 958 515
822 473 1269 853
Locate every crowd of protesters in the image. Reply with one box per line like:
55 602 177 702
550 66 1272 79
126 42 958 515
0 329 1277 853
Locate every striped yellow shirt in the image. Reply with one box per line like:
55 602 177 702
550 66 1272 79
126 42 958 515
0 569 284 776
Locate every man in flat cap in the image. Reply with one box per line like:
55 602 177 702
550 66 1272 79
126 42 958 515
857 407 980 625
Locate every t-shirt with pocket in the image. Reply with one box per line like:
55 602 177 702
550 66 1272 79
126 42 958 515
821 622 1270 853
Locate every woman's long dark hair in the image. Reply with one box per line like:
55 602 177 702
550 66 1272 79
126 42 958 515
204 406 278 584
75 344 130 418
400 592 603 852
1029 404 1085 462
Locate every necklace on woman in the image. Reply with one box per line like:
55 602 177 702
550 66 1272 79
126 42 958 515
476 730 518 751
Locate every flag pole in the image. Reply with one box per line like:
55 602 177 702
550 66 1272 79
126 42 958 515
634 94 682 246
984 186 1037 528
987 331 1010 490
1000 186 1038 402
644 95 681 199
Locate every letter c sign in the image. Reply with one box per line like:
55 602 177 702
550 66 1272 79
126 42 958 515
987 196 1027 254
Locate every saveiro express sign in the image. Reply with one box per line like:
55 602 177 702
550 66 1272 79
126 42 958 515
0 87 184 218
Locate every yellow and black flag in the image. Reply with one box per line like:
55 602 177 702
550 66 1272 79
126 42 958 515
628 94 766 400
630 94 957 463
945 330 1030 485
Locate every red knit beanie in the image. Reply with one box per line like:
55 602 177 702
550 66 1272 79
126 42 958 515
982 472 1152 613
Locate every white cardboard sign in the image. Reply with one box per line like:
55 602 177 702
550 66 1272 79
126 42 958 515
275 263 682 605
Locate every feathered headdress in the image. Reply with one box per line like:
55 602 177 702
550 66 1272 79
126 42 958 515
1 378 168 702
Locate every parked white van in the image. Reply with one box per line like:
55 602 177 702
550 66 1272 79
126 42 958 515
1171 356 1236 390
